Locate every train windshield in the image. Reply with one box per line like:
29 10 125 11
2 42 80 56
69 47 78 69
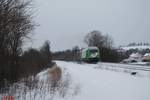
90 49 98 53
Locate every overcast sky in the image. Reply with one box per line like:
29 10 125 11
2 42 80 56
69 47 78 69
26 0 150 51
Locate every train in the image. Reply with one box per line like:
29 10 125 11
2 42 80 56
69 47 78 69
81 46 100 63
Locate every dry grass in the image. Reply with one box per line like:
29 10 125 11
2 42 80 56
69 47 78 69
48 65 62 83
0 64 81 100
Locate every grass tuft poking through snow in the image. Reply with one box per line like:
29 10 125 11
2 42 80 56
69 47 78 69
0 64 80 100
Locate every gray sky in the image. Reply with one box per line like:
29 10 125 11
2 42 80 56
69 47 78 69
26 0 150 51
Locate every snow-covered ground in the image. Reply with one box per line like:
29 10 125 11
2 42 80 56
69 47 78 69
57 61 150 100
55 61 150 100
1 61 150 100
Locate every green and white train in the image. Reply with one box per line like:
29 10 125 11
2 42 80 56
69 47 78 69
81 47 100 63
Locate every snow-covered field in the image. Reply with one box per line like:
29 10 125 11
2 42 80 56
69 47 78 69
1 61 150 100
55 61 150 100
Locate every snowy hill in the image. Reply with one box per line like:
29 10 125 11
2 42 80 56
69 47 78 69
120 45 150 51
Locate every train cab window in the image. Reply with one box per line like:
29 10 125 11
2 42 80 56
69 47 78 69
90 49 98 53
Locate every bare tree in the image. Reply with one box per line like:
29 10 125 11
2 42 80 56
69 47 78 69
84 30 122 62
0 0 34 57
0 0 34 86
40 40 52 62
84 30 113 49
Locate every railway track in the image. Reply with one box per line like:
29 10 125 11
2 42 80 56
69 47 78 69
100 63 150 71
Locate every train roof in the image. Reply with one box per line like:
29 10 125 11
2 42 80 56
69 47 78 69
82 46 99 50
88 47 98 49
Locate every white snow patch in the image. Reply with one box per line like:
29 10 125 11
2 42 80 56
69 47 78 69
55 61 150 100
121 45 150 51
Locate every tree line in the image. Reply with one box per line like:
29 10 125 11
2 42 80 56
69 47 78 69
53 30 126 62
127 42 150 46
52 46 80 61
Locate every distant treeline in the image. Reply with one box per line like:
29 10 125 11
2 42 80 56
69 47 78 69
127 42 150 46
52 47 126 63
52 46 81 61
